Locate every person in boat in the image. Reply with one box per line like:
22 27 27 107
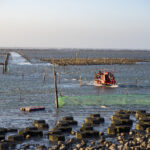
96 73 100 79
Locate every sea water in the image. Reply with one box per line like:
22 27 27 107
0 49 150 148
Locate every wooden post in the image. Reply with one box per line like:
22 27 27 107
43 72 46 83
53 65 59 108
2 64 5 74
80 76 82 86
18 88 21 100
22 72 24 80
75 52 78 64
58 73 60 84
4 53 9 73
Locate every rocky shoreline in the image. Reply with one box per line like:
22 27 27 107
1 109 150 149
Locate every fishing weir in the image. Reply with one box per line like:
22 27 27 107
40 57 149 65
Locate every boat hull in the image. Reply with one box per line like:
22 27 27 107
94 81 118 88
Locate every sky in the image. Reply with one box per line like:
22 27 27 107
0 0 150 49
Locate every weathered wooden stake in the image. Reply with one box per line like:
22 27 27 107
43 72 46 83
58 74 60 84
4 53 9 73
53 65 59 108
76 72 79 80
22 72 24 80
18 88 21 100
80 76 82 86
2 65 5 74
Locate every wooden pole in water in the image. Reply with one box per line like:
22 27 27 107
43 72 46 83
53 65 59 108
2 64 5 74
80 75 82 86
18 88 21 100
4 53 10 73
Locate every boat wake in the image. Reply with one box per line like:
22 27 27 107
80 81 94 86
80 80 118 88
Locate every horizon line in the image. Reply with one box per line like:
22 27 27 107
0 47 150 51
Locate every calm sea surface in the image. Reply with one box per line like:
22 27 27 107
0 49 150 148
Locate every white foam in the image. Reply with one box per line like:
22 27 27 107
9 52 52 66
10 52 31 65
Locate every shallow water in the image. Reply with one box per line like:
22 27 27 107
0 50 150 148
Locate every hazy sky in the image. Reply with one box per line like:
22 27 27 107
0 0 150 49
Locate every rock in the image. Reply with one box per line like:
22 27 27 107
147 143 150 149
25 127 38 131
67 120 78 126
33 120 46 124
136 123 147 131
0 128 7 135
56 121 69 127
80 126 93 132
107 126 116 136
105 141 112 148
89 114 101 118
84 117 104 125
8 135 24 142
0 135 5 141
54 126 72 133
18 128 43 138
76 144 82 149
109 144 118 150
117 145 123 150
76 131 99 139
7 128 17 132
99 136 105 143
49 145 59 150
115 125 130 133
91 141 95 145
135 110 148 119
26 130 43 138
49 134 65 142
24 144 30 149
66 138 77 146
62 116 74 121
57 120 78 126
37 145 47 150
140 141 147 149
34 123 49 129
71 131 76 135
57 141 65 145
123 142 130 150
111 115 130 121
112 119 133 126
49 130 62 135
59 144 66 150
0 142 9 150
81 123 93 127
25 134 30 139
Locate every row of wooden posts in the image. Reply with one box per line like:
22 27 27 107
0 53 79 109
